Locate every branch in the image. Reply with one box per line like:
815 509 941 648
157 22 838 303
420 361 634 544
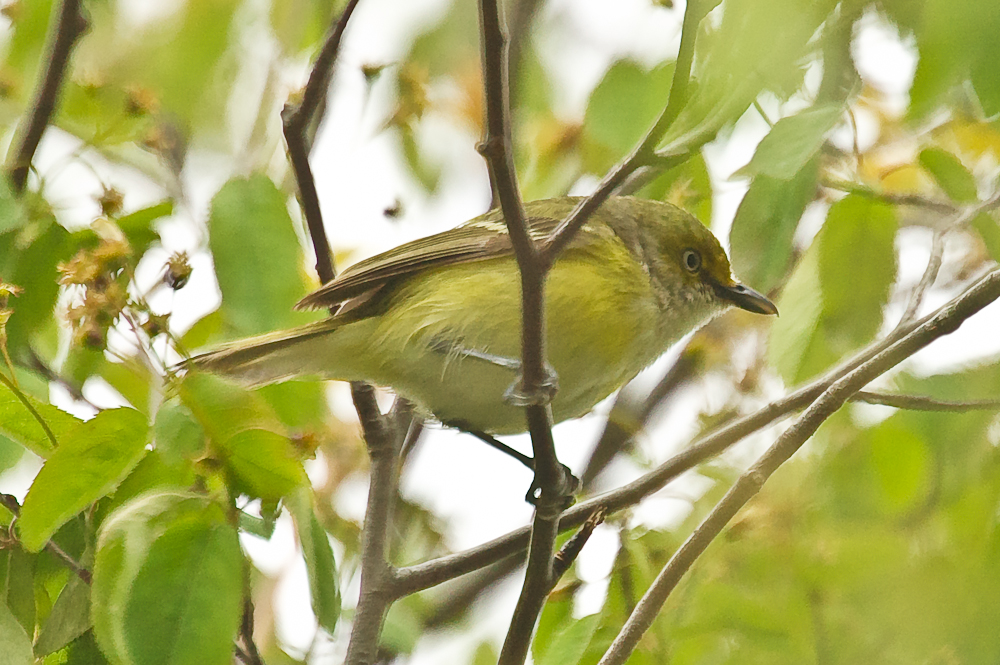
595 269 1000 665
281 0 362 285
6 0 88 194
344 383 404 665
1 494 91 584
393 278 983 595
897 191 1000 326
276 4 405 663
476 2 569 661
852 390 1000 412
539 0 702 265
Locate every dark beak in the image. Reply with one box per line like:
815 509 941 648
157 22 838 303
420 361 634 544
718 283 778 316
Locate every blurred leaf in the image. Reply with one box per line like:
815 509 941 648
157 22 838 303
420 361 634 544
117 201 172 257
868 421 931 512
270 0 339 55
532 583 575 663
536 613 600 665
105 452 198 518
817 196 897 354
152 401 205 466
736 104 844 180
0 600 32 665
180 372 282 442
768 246 825 384
918 148 978 202
19 408 149 552
971 212 1000 262
730 158 819 292
3 547 35 635
4 221 74 356
219 428 305 501
0 376 81 458
256 381 327 430
637 150 714 222
770 195 899 383
0 178 27 234
63 630 109 665
34 574 91 656
180 373 302 499
582 60 674 173
287 489 341 633
207 174 314 338
664 0 836 147
92 492 242 665
910 0 1000 119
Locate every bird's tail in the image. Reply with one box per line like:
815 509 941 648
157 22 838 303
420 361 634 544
186 319 359 388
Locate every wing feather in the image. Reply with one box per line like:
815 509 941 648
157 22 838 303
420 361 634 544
295 215 571 311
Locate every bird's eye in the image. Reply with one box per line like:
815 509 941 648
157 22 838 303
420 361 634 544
682 249 701 272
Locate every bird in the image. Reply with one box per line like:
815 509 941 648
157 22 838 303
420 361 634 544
188 196 777 435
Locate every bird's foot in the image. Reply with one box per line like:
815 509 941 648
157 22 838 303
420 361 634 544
503 363 559 407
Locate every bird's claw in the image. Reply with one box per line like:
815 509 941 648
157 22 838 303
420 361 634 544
504 363 559 407
525 463 579 512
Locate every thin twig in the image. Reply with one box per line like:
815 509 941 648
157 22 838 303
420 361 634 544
1 494 91 584
6 0 88 194
239 574 264 665
0 369 59 451
897 191 1000 326
282 0 362 284
551 508 606 582
851 391 1000 412
539 0 702 265
595 268 1000 665
900 229 946 324
821 179 957 215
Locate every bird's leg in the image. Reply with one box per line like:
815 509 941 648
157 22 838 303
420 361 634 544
449 424 579 507
428 338 559 408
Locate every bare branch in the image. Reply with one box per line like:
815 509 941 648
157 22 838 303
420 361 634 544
552 508 606 582
540 0 702 264
596 269 1000 665
852 391 1000 412
6 0 88 194
282 0 362 285
393 276 989 595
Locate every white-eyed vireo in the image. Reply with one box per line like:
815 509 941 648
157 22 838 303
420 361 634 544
190 196 776 434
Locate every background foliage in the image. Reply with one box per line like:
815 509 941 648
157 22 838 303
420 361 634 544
0 0 999 663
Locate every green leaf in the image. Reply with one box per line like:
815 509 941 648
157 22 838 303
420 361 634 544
179 372 282 442
0 177 27 234
536 614 600 665
972 212 1000 262
34 574 91 656
730 158 819 292
770 196 897 383
207 175 314 337
0 600 32 665
918 148 978 202
0 376 82 458
768 246 825 383
152 401 205 466
2 548 35 635
19 409 149 552
219 428 305 501
92 492 242 665
582 60 674 172
286 488 341 633
736 104 843 180
868 421 931 512
817 196 898 354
